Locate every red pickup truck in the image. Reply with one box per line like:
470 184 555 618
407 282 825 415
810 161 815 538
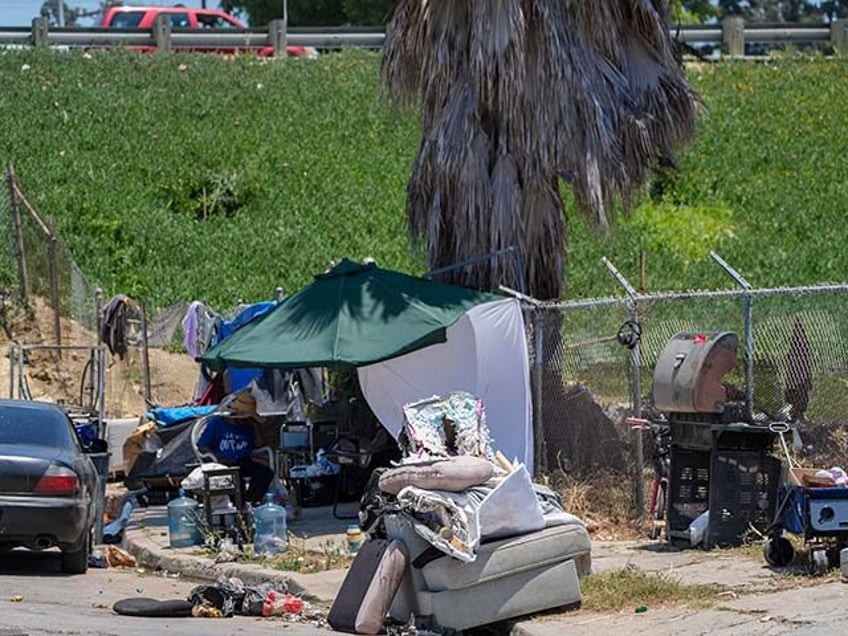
100 5 317 58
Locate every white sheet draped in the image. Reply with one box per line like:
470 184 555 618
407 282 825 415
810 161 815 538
358 298 533 468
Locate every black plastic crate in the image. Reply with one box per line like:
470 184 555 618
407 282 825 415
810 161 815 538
707 451 781 548
668 447 711 539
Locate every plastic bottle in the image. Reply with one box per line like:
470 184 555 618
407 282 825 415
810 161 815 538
346 525 363 553
254 493 287 556
167 488 202 548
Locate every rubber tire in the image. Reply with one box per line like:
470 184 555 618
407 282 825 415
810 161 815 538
112 598 195 618
61 528 91 575
763 535 794 567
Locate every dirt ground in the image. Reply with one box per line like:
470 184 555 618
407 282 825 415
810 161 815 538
0 296 197 418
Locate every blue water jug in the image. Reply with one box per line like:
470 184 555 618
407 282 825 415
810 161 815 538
167 488 202 548
254 493 287 556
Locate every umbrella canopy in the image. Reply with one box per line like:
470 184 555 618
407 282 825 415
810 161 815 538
200 259 502 370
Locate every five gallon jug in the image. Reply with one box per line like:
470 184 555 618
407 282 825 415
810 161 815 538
168 488 202 548
254 493 287 556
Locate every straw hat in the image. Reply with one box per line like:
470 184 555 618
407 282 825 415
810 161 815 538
227 391 257 417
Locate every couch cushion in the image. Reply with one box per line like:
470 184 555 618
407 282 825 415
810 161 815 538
421 519 591 592
378 456 494 495
418 559 582 632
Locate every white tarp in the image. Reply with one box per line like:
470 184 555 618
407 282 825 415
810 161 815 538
358 298 533 467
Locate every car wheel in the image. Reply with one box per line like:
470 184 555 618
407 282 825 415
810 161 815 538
61 527 91 574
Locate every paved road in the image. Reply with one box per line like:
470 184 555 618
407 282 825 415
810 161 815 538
0 549 335 636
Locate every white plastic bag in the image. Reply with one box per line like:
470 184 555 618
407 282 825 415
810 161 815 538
689 510 709 547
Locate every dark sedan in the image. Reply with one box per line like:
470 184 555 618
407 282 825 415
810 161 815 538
0 399 98 573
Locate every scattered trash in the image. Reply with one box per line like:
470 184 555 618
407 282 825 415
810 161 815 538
104 545 137 568
9 595 23 603
91 602 109 609
192 602 226 618
262 591 304 617
89 550 109 569
635 605 648 613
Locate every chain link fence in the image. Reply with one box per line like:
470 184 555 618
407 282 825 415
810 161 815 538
531 283 848 516
1 164 199 417
6 163 848 518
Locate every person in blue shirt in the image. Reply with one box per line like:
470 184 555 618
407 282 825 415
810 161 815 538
197 391 274 505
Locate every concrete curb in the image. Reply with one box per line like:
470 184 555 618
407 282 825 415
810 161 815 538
124 528 346 605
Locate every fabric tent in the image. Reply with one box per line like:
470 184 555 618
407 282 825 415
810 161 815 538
358 298 532 467
198 259 533 468
200 259 501 369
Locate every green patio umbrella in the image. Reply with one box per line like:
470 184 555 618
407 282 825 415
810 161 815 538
200 259 501 370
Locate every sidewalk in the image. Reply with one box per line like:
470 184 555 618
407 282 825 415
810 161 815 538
125 501 358 604
126 507 845 635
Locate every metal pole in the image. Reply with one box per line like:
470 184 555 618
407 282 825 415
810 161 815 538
140 299 152 406
94 288 105 427
57 0 65 27
6 164 28 301
17 347 25 399
601 256 645 519
710 251 754 421
532 311 545 476
8 345 15 398
47 216 61 357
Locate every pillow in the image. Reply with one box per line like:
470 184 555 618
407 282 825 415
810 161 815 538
378 456 494 495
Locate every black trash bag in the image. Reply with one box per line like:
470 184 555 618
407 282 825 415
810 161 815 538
241 583 277 616
187 585 238 618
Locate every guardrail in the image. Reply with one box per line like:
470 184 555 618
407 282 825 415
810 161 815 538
0 17 845 56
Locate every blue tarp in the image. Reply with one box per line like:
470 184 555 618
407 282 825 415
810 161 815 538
215 301 278 392
146 405 217 426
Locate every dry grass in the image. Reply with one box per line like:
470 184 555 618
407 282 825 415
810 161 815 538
580 565 723 612
548 470 648 540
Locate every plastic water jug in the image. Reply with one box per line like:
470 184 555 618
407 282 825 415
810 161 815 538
167 488 202 548
254 493 287 556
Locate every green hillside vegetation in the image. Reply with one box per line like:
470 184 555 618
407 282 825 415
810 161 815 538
1 50 846 308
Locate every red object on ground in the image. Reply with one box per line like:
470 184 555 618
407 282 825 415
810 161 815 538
262 591 304 616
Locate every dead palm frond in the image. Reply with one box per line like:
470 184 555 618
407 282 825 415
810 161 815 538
382 0 699 300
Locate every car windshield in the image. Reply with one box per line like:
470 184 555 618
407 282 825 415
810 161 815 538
0 405 74 448
109 11 144 27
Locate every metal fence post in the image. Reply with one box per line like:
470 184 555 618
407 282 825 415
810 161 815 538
723 16 745 57
710 251 754 421
140 298 153 406
601 257 645 519
8 345 15 399
47 215 62 355
269 19 288 58
153 14 172 54
31 17 48 48
832 19 848 53
5 164 28 301
94 288 105 429
532 309 545 476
